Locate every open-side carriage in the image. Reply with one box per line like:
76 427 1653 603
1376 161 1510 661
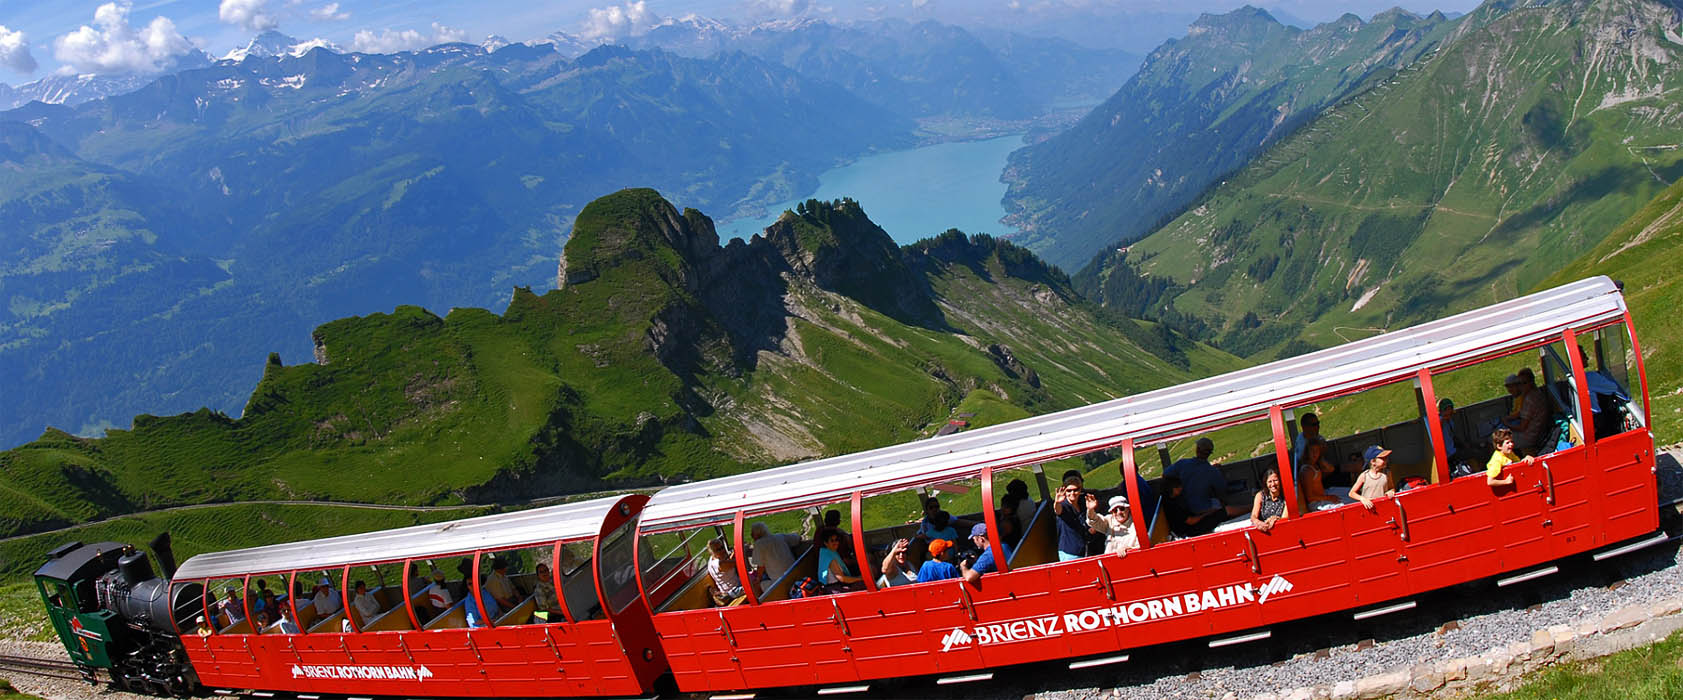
35 276 1663 698
632 275 1659 694
167 494 668 697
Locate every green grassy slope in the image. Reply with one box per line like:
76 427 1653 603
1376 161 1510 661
1107 0 1683 361
0 189 1241 542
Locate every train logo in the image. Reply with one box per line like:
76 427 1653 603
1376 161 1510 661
938 575 1295 652
939 627 974 652
289 664 435 682
1257 574 1293 604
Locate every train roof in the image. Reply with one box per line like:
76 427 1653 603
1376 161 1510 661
173 495 630 581
35 541 131 582
639 276 1629 533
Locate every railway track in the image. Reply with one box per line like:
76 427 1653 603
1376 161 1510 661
0 653 96 683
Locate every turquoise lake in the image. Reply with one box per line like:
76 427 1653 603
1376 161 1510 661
718 133 1025 245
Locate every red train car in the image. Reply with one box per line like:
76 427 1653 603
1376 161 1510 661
169 494 668 697
131 276 1659 699
632 276 1660 694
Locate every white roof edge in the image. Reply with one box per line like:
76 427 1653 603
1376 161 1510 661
173 495 628 581
639 277 1627 532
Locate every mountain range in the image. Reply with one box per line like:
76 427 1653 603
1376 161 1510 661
0 42 912 448
0 15 1143 450
1002 5 1461 272
1086 0 1683 360
0 188 1235 540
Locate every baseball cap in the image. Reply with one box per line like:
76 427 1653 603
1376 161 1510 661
1504 373 1523 386
1363 445 1392 463
317 577 331 587
927 539 953 557
969 523 988 539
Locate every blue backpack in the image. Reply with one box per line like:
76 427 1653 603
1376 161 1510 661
788 576 823 599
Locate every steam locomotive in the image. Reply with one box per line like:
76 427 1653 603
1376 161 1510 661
35 534 202 695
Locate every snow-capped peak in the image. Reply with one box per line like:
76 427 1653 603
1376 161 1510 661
222 31 338 62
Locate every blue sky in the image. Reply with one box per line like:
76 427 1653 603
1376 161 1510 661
0 0 1486 86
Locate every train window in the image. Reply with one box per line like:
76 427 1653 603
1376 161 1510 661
411 554 475 630
293 568 347 633
471 546 551 626
246 573 289 633
205 577 249 634
1580 326 1643 437
1291 377 1432 490
598 521 642 614
554 541 601 621
169 580 206 636
343 563 403 631
641 526 723 613
1432 337 1579 473
739 500 834 603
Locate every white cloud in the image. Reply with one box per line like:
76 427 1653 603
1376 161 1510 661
747 0 814 16
350 23 468 53
308 3 350 21
0 25 37 74
52 2 193 75
219 0 279 32
579 1 662 41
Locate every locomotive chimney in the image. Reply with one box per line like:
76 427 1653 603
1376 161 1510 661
149 532 177 579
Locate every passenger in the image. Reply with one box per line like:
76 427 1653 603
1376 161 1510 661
1161 476 1223 538
1297 436 1342 511
456 560 501 620
877 538 919 588
1503 371 1550 456
464 589 488 629
258 591 280 627
916 539 972 583
1085 495 1140 555
1290 412 1322 465
1006 479 1037 533
557 547 581 574
1165 438 1248 518
195 615 213 637
994 507 1022 552
277 608 301 635
1435 398 1478 468
817 528 864 593
917 510 960 543
422 567 453 620
220 585 245 623
968 523 1013 574
1581 347 1632 437
311 578 341 618
1000 493 1026 547
484 559 520 613
822 510 856 558
1486 428 1532 488
1250 468 1289 533
532 563 563 622
705 538 745 601
749 522 800 588
351 580 380 622
910 496 941 528
1052 475 1090 560
1352 445 1396 511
